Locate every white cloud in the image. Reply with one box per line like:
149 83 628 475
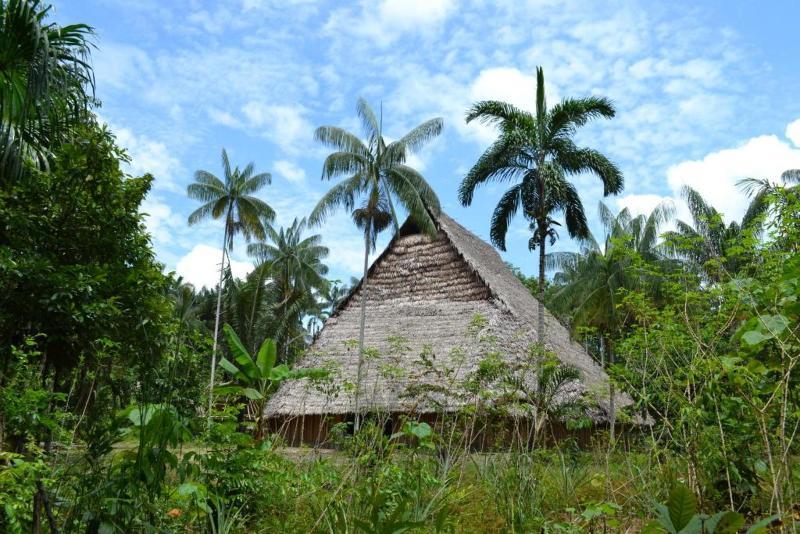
176 245 254 289
666 130 800 224
470 67 540 112
615 194 676 218
241 102 313 155
274 160 306 183
325 0 454 45
207 108 242 129
786 119 800 147
109 122 183 192
140 196 184 246
378 0 454 30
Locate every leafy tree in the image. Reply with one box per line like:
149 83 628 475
663 186 768 281
248 217 329 359
547 202 673 439
0 0 95 181
186 148 274 419
310 98 442 428
0 120 172 398
459 66 623 344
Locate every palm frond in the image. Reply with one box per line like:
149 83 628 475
458 138 527 205
356 97 380 142
393 117 444 153
320 151 369 180
781 169 800 184
308 174 362 226
242 171 271 194
558 146 623 195
314 126 370 158
548 97 615 138
465 100 530 127
489 184 524 251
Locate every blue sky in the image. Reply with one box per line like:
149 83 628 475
53 0 800 288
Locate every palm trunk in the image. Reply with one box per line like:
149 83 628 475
207 234 228 425
536 227 547 403
537 230 546 343
354 231 370 432
248 265 263 353
608 338 616 442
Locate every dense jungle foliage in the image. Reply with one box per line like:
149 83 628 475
1 1 798 532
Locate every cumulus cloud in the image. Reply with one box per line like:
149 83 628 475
176 245 254 289
786 119 800 147
109 122 183 192
666 129 800 223
274 160 306 183
140 196 184 246
616 118 800 226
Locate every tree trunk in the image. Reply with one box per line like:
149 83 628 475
248 264 264 354
354 232 370 432
535 226 547 402
608 338 616 442
537 230 546 344
207 233 228 425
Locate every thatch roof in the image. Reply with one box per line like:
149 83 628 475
265 211 631 421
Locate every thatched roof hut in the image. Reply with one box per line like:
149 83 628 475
266 211 631 443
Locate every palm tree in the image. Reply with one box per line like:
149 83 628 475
248 217 330 360
186 148 274 420
310 98 443 429
547 202 673 440
663 186 768 281
459 66 623 344
0 0 95 181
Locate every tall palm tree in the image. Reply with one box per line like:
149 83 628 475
547 202 672 439
310 98 443 429
186 148 274 419
663 186 768 281
0 0 95 182
459 66 623 344
248 217 330 359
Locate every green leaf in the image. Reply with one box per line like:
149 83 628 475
214 385 245 396
270 364 292 381
642 521 666 534
679 515 704 534
177 482 199 496
759 314 789 335
222 323 258 379
719 357 741 371
667 484 697 531
711 511 745 533
409 421 433 439
742 330 771 346
256 338 277 377
218 357 242 379
242 387 263 400
745 514 780 533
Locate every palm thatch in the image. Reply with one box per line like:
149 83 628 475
266 211 631 423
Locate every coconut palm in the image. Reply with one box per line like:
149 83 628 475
0 0 95 181
186 148 274 419
663 186 768 281
459 66 623 344
310 98 443 429
248 217 329 359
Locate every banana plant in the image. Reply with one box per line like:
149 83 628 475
216 323 325 438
